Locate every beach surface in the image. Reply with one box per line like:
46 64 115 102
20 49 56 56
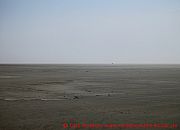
0 64 180 130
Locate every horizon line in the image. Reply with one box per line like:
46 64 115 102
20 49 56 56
0 63 180 65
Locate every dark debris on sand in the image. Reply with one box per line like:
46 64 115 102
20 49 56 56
73 96 79 99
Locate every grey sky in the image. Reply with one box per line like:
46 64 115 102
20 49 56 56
0 0 180 64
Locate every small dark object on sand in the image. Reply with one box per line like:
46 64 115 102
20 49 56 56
73 96 79 99
108 94 110 96
85 71 89 72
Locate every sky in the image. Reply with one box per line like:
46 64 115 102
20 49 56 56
0 0 180 64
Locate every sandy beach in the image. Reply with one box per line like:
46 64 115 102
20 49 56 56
0 64 180 130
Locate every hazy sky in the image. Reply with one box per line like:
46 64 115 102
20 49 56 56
0 0 180 64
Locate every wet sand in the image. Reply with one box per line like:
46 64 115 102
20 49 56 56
0 64 180 130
